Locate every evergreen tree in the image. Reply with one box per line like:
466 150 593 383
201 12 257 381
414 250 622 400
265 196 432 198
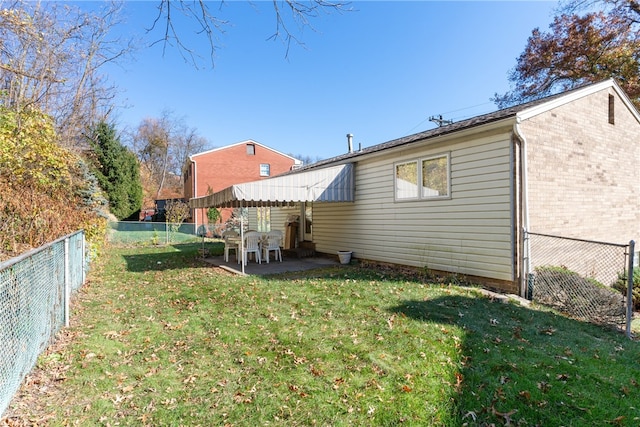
88 122 143 220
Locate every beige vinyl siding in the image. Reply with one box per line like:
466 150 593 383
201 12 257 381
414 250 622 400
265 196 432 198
247 208 256 230
247 206 300 233
313 130 515 282
270 205 301 234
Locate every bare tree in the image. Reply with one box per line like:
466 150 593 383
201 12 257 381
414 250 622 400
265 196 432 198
154 111 210 178
132 110 210 199
146 0 351 67
134 115 171 200
560 0 640 24
0 1 133 147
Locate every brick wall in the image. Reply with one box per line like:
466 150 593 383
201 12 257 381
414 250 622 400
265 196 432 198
187 141 299 225
522 88 640 244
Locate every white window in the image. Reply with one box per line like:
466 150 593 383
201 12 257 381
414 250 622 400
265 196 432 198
395 153 450 200
422 154 450 198
260 163 270 177
246 144 255 155
395 161 418 200
256 207 271 232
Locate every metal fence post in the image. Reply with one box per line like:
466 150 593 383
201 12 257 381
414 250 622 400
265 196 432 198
523 228 534 300
81 231 86 285
626 240 635 339
65 237 70 328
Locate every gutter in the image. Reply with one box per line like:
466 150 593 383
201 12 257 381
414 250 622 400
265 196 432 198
513 118 531 299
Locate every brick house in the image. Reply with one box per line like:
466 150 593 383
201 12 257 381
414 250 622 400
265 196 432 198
191 79 640 295
184 140 302 228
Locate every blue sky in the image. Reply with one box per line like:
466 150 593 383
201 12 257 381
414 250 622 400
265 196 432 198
105 1 558 161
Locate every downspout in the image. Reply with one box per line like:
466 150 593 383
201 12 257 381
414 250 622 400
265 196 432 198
513 118 531 299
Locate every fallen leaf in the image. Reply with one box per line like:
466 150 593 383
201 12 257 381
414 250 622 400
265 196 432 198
462 411 477 421
310 365 324 377
537 381 551 393
609 416 625 426
454 372 463 390
491 406 517 424
183 375 197 384
519 390 531 400
512 327 523 340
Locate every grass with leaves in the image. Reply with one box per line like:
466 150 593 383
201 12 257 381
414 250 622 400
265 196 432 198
4 243 639 426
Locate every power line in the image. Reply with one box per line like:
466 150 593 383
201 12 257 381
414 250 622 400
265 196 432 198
406 101 495 134
429 115 453 127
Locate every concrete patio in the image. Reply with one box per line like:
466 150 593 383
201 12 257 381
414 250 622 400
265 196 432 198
200 252 342 276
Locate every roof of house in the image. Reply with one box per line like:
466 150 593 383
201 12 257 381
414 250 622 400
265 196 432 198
296 79 637 172
189 139 302 164
188 79 639 209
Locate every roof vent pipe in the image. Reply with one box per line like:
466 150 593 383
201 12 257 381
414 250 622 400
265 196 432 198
347 133 353 153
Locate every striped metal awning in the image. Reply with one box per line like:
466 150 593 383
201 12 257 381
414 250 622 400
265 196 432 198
189 163 354 208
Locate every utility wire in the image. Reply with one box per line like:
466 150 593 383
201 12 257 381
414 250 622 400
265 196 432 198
406 101 495 134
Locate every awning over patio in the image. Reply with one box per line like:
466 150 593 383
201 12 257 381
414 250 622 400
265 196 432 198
189 163 354 208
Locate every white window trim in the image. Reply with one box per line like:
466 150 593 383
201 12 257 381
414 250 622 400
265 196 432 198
394 152 451 202
421 152 451 200
260 163 270 177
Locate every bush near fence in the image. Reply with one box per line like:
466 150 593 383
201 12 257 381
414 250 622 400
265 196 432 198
526 232 632 329
533 266 626 325
0 231 87 418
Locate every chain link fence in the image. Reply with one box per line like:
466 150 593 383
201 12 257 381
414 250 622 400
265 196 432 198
0 231 88 418
107 221 203 246
524 231 633 333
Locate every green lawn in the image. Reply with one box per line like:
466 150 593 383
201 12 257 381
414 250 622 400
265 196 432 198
4 243 640 426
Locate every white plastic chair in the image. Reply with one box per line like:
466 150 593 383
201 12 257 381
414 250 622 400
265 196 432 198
222 230 239 263
243 231 262 265
263 230 283 263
